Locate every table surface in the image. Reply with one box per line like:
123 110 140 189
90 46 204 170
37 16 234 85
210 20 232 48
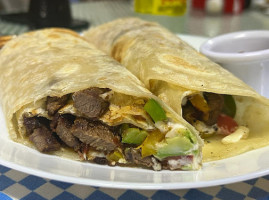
0 1 269 200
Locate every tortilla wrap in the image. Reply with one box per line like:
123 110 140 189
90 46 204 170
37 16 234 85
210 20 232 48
83 18 269 162
0 28 202 170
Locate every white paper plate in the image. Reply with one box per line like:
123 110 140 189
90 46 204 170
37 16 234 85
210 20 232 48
0 35 269 190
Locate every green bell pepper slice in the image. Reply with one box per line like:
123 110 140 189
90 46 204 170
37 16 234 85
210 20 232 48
122 127 148 145
144 99 167 122
222 95 236 118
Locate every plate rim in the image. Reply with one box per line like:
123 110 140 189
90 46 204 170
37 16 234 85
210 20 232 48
0 146 269 190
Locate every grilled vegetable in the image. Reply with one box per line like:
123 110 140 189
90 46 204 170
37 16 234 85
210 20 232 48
222 95 236 118
144 99 167 122
122 127 148 145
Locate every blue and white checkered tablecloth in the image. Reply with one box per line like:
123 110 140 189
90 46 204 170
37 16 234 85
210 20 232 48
0 164 268 200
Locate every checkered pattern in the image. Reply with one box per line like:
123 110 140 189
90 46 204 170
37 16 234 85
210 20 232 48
0 165 268 200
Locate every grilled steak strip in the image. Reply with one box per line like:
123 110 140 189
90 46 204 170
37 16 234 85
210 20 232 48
182 93 224 126
125 148 154 168
71 118 118 152
182 101 202 124
72 87 110 118
93 157 108 165
203 92 224 125
46 95 69 116
23 116 43 135
29 126 61 152
52 115 81 151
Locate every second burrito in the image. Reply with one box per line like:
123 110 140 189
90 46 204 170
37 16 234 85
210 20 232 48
83 18 269 162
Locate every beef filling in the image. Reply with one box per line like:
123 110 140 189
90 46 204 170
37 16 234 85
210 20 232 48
93 157 108 165
46 95 69 116
182 92 224 126
52 115 81 151
23 87 164 170
203 92 224 126
29 126 61 152
24 88 118 154
182 101 203 125
72 87 110 118
125 148 154 168
23 115 51 135
71 118 119 152
23 116 43 135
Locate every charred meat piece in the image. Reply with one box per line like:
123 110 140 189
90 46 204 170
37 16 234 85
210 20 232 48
29 126 61 152
23 116 42 135
23 116 50 135
46 95 69 115
52 115 81 151
50 113 60 131
93 157 108 165
125 148 154 168
182 93 224 126
71 118 118 152
182 101 203 124
72 87 110 118
203 92 224 126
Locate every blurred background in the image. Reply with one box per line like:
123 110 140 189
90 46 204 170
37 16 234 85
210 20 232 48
0 0 268 37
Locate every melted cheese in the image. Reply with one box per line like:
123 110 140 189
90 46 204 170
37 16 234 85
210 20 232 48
221 126 249 144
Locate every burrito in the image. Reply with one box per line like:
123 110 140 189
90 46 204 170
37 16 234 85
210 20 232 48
0 28 203 171
83 18 269 162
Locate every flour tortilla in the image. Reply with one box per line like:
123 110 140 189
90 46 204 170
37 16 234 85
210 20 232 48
0 28 202 169
83 18 269 162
